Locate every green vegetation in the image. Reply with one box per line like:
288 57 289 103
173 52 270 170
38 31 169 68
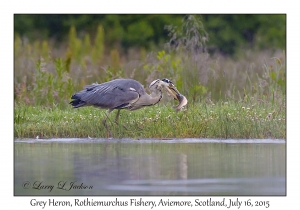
14 14 285 55
14 15 286 139
14 100 285 139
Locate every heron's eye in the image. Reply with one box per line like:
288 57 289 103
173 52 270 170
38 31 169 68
162 78 173 84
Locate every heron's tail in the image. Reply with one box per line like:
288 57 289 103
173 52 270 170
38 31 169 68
69 94 87 108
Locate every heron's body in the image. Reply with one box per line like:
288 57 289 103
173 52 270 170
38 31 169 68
70 78 187 135
70 79 162 111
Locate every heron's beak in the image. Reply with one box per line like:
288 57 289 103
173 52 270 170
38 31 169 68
165 83 180 100
165 83 188 111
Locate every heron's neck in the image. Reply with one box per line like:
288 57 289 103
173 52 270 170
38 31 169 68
130 89 162 110
149 90 162 105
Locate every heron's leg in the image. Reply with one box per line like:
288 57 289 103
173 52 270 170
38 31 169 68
116 109 130 130
113 109 129 130
115 109 121 125
103 110 113 137
103 110 111 125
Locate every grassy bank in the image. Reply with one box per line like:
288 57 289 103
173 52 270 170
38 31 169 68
14 99 285 139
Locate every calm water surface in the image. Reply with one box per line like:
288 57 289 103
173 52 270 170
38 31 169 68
14 138 286 196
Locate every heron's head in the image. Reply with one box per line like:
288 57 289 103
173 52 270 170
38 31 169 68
149 79 166 91
160 78 181 99
149 78 171 89
149 78 188 110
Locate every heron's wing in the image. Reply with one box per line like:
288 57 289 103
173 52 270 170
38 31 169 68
79 84 140 109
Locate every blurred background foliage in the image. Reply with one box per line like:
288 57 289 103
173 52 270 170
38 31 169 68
14 14 286 107
14 14 285 55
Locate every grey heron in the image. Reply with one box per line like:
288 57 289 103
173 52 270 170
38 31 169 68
70 78 187 130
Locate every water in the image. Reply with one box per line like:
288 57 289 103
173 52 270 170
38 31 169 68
14 138 286 196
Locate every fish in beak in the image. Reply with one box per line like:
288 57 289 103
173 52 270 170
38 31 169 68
161 78 188 111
